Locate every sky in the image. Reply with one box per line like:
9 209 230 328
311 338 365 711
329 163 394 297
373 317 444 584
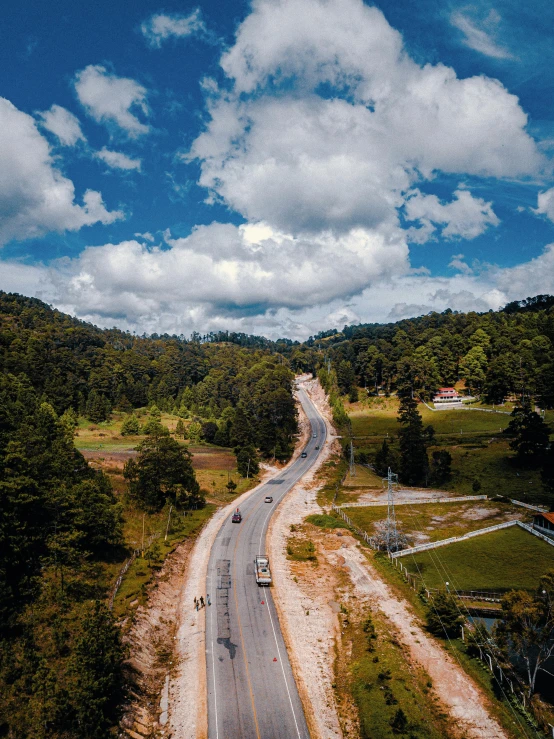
1 0 554 340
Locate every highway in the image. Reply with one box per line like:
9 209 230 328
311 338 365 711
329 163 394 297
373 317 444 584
205 382 327 738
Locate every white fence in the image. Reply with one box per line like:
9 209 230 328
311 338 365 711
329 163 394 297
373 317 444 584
337 495 488 509
391 519 520 558
510 498 547 513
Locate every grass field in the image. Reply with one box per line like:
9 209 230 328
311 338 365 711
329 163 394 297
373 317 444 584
343 396 549 505
346 500 531 544
403 526 554 592
343 464 383 488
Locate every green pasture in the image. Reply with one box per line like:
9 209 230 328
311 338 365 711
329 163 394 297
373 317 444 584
349 400 511 439
346 500 531 544
403 526 554 592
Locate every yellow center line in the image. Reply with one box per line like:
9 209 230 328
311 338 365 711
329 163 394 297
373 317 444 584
231 498 263 739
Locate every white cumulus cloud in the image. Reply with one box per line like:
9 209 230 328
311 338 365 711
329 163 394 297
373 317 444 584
405 189 499 242
188 0 541 239
535 187 554 223
36 104 86 146
141 10 205 47
95 148 142 171
0 97 123 246
74 65 150 137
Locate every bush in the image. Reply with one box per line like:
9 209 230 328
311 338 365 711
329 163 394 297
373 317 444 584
305 514 343 528
426 591 464 638
120 415 140 436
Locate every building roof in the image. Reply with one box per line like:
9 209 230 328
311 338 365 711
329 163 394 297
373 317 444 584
438 387 457 392
536 512 554 525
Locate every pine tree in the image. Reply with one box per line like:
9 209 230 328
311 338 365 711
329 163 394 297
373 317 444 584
505 401 550 465
396 387 430 486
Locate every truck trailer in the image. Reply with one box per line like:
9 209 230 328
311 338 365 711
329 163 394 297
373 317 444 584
254 555 272 585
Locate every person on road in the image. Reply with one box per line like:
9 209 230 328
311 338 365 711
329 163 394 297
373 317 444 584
200 596 205 608
207 594 211 606
194 596 197 610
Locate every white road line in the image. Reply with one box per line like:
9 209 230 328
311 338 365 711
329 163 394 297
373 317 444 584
210 564 219 739
265 592 305 739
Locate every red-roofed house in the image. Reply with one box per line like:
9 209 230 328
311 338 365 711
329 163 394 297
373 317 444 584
433 387 463 407
533 512 554 540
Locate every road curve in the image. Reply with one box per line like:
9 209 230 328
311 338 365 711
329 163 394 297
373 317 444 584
205 381 327 738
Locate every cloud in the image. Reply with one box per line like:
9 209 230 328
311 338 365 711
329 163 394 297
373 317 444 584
535 187 554 222
36 104 86 146
189 0 540 238
0 97 123 246
45 222 408 321
405 189 499 242
451 10 514 60
95 147 142 171
141 10 205 47
74 65 150 137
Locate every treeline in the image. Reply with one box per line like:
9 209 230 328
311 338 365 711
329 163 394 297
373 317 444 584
0 373 125 737
313 298 554 406
0 292 298 462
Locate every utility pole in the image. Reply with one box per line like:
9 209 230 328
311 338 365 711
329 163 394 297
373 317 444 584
165 505 173 541
247 458 250 479
349 440 356 478
383 467 406 553
141 512 145 556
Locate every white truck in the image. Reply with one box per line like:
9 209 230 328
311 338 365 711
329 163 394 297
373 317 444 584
254 555 272 586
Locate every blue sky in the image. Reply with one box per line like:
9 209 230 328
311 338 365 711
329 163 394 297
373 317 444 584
1 0 554 338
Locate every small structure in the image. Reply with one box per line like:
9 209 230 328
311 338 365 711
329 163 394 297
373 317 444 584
433 387 463 408
533 512 554 540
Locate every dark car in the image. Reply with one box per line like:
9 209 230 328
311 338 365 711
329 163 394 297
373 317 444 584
315 445 320 450
301 452 308 458
232 509 242 523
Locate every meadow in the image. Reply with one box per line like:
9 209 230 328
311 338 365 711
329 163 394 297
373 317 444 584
344 396 549 505
402 526 554 592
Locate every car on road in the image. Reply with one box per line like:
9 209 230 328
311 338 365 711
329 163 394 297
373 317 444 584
231 509 242 523
301 451 308 458
315 445 320 450
313 432 317 437
264 495 273 503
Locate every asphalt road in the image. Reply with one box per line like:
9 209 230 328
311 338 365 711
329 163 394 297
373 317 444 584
205 382 327 739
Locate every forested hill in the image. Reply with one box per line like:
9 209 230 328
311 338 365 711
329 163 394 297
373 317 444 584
0 291 298 459
306 298 554 406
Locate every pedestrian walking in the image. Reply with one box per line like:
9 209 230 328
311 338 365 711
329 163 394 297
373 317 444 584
194 596 197 609
200 596 205 608
207 594 211 606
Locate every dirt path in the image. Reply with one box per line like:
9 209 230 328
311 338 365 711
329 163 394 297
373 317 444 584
333 542 509 739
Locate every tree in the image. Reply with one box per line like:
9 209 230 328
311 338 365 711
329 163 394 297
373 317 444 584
505 401 550 465
373 439 398 477
86 391 111 423
460 345 488 395
201 421 218 444
429 450 452 486
396 388 430 486
236 446 259 477
120 414 140 436
426 591 464 637
175 418 185 438
69 601 126 738
124 429 202 511
336 360 355 396
496 572 554 698
542 444 554 505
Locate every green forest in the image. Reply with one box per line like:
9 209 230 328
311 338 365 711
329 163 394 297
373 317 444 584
2 290 554 736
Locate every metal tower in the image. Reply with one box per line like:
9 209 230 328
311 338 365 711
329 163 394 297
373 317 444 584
383 467 407 552
349 440 356 477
